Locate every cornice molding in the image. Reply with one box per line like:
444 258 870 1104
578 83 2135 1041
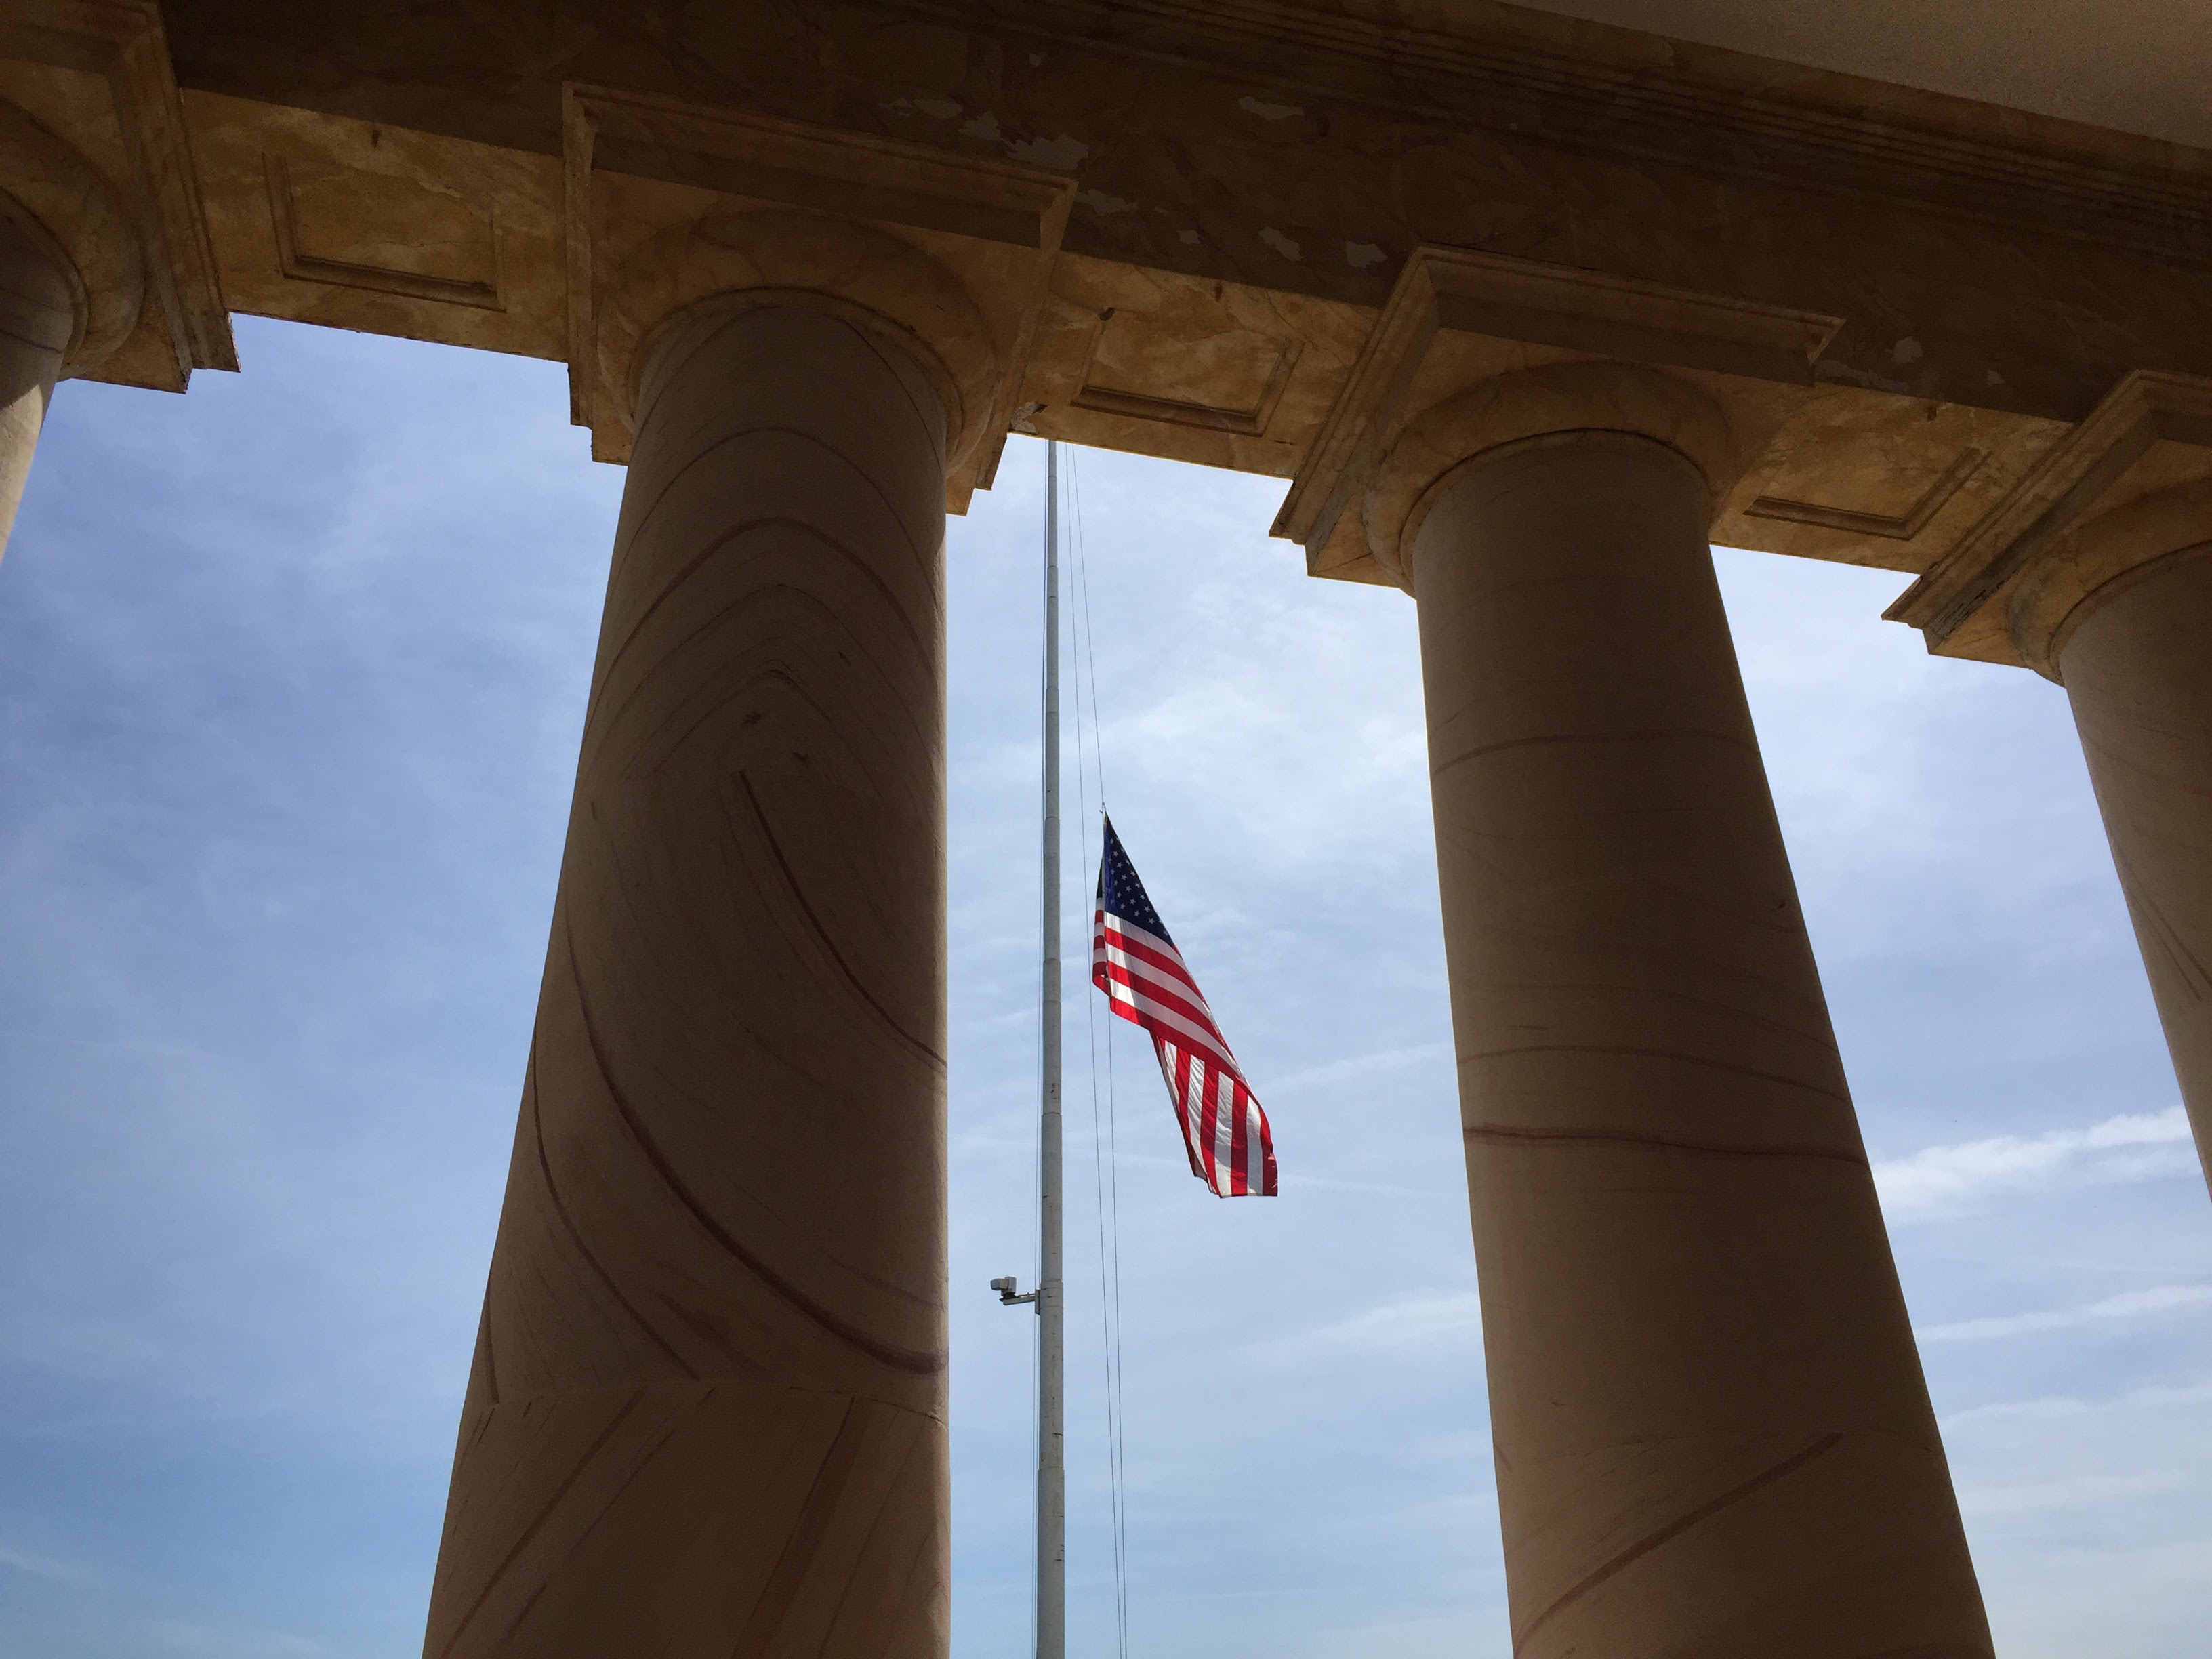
1885 371 2212 675
0 0 234 382
889 0 2212 266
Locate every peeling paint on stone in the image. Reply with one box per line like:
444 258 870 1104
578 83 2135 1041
911 96 961 120
1345 241 1387 268
1008 131 1090 169
1260 226 1302 260
1076 188 1139 214
1178 229 1200 245
1986 369 2008 386
1238 95 1304 121
960 110 1003 142
1893 335 1925 364
1816 359 1911 396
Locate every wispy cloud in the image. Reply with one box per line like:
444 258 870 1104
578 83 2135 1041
1919 1284 2212 1343
1942 1376 2212 1433
1942 1377 2212 1518
1286 1289 1483 1357
1960 1468 2192 1518
0 1540 91 1582
1265 1043 1447 1097
1873 1107 2197 1218
153 1620 335 1658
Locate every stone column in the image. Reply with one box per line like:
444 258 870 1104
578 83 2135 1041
2052 532 2212 1196
422 301 950 1658
0 211 74 554
1406 407 1990 1656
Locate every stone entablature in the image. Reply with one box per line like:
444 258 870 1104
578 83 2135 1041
6 0 2212 658
1269 245 2055 592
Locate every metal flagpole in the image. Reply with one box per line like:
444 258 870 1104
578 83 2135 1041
1036 437 1067 1659
988 438 1065 1659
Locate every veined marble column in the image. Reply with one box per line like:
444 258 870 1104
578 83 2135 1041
422 303 949 1658
2055 538 2212 1197
0 211 73 555
1410 429 1990 1657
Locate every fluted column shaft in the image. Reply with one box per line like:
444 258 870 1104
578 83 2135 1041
1411 434 1990 1658
423 304 950 1658
0 213 72 556
2059 544 2212 1196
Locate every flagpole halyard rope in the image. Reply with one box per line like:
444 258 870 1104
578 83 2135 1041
1069 449 1132 1659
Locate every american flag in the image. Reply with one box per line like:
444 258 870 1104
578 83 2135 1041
1092 815 1277 1197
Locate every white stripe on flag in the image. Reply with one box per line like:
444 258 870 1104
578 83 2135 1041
1214 1068 1235 1195
1098 910 1176 961
1185 1050 1210 1187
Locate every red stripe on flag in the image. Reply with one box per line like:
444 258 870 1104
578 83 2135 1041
1164 1041 1205 1179
1229 1075 1250 1196
1195 1052 1221 1193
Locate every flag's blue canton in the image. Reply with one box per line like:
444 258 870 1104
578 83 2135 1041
1097 816 1173 944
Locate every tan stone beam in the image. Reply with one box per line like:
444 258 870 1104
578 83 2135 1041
153 0 2212 433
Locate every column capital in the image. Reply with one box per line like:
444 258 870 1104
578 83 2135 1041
0 97 140 376
0 0 233 388
1886 371 2212 678
597 209 994 492
562 85 1074 510
1274 244 1844 590
1367 361 1738 590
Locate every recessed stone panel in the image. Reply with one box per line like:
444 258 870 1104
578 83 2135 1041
1746 445 1984 539
1715 387 2061 575
266 152 502 308
1076 305 1298 434
184 89 565 362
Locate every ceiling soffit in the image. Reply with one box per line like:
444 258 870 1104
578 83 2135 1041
1494 0 2212 150
885 0 2212 268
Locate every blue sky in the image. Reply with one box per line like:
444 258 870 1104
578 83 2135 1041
0 318 2205 1658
